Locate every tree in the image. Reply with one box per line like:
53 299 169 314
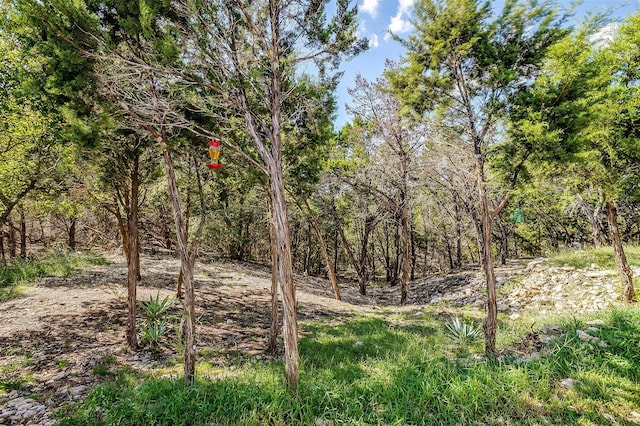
0 23 71 250
345 74 426 303
161 0 365 387
510 15 639 302
388 0 567 355
101 68 208 382
330 122 382 296
594 14 639 302
85 125 160 349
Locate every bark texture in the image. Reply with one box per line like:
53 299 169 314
267 197 280 355
268 171 299 387
125 155 140 350
399 204 411 304
578 194 604 248
475 152 498 357
157 136 206 384
606 201 636 303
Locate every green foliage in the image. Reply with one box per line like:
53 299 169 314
56 308 640 425
0 252 109 301
507 13 640 203
283 75 338 197
389 0 567 120
139 293 175 346
0 8 97 227
444 316 482 348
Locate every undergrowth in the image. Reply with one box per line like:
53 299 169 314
0 251 109 301
56 307 640 426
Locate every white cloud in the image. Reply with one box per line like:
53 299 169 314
370 34 380 48
386 0 414 39
398 0 414 13
591 22 618 47
360 0 379 17
388 14 412 34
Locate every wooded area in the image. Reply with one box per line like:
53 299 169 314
1 0 639 394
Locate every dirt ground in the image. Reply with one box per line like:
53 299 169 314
0 252 523 413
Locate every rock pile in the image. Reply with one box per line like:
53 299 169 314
0 391 53 426
501 263 628 319
414 260 631 320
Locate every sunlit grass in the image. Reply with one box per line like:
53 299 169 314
55 306 640 425
0 251 109 301
548 246 640 269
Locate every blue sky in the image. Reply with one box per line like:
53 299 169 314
333 0 640 128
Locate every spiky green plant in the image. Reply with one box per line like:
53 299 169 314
139 293 174 346
444 317 482 350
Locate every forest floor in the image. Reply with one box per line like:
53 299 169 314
0 252 634 425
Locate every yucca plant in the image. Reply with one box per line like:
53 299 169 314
140 320 169 346
139 293 174 346
444 317 482 353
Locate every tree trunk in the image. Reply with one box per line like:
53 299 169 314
333 227 339 276
105 154 143 351
446 238 454 270
606 201 636 303
126 155 141 350
422 218 430 277
176 269 184 299
19 209 27 258
303 222 311 276
0 226 5 265
267 197 280 355
578 194 604 248
497 217 508 266
410 227 417 281
357 215 375 295
304 199 341 300
384 223 392 284
267 168 299 388
333 203 367 293
399 206 411 304
476 157 498 357
67 218 77 251
454 201 463 268
8 218 16 258
392 221 401 286
370 237 376 282
159 137 199 384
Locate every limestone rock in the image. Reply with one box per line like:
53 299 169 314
540 324 562 335
560 378 579 390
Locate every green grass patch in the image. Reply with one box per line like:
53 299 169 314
56 307 640 425
547 246 640 269
0 251 109 301
0 353 34 395
0 377 32 394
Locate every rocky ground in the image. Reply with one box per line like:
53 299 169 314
404 258 629 319
0 253 632 425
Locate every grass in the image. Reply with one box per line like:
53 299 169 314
0 352 33 394
0 251 109 301
56 307 640 426
547 245 640 269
